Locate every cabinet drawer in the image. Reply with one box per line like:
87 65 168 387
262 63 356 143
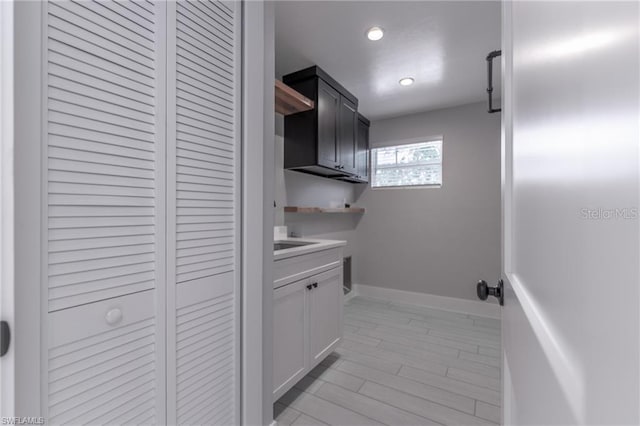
274 247 341 289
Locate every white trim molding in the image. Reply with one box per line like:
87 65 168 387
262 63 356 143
0 0 15 416
353 284 501 319
343 290 357 304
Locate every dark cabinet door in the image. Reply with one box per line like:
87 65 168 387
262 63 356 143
356 118 370 182
338 96 358 175
317 80 341 170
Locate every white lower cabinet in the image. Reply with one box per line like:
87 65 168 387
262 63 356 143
273 261 343 401
273 280 308 399
308 268 343 365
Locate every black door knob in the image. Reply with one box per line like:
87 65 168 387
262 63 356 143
476 279 504 306
306 284 313 290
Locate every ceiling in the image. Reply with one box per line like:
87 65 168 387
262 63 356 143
275 1 501 120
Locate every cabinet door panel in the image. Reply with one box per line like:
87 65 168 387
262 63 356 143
308 268 343 366
356 119 370 182
317 80 340 169
338 97 358 175
273 280 308 401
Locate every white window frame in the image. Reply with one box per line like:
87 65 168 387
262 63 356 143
370 136 444 189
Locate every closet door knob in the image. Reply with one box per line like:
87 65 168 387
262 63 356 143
306 284 313 290
0 321 10 357
476 279 504 306
105 308 123 326
312 283 318 288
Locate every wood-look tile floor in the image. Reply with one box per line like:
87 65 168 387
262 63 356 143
274 296 502 426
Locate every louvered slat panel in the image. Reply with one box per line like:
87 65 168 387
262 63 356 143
170 0 239 423
176 294 235 425
47 291 158 425
47 0 159 312
176 2 237 283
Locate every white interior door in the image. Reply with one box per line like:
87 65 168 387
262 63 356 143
5 0 243 422
501 1 639 424
44 1 167 423
166 1 242 424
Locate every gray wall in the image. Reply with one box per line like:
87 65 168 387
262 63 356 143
353 102 501 301
275 117 362 257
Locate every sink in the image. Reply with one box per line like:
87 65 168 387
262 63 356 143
274 241 316 251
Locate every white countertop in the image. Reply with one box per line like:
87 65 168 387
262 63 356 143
273 237 346 261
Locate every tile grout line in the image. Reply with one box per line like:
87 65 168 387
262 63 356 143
342 336 501 380
306 366 366 394
353 362 498 408
276 296 502 425
298 383 392 426
355 380 447 426
330 355 497 415
355 379 496 426
342 329 501 381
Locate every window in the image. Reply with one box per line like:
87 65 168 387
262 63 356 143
371 139 443 188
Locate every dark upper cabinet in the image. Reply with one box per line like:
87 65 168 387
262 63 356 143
283 66 359 178
339 113 370 183
338 97 358 175
316 80 341 170
356 114 370 182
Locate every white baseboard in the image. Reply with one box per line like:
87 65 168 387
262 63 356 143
352 284 501 319
343 289 357 303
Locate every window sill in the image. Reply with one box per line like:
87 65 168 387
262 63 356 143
370 184 442 190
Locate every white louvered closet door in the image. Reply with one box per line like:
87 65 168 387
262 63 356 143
45 1 166 424
166 1 241 425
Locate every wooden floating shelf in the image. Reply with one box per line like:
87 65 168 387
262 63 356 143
275 80 314 116
284 206 365 214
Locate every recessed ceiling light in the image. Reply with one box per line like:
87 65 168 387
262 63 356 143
399 77 415 86
366 26 384 41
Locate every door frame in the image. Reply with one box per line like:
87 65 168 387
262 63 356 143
0 0 15 416
500 0 514 423
242 1 272 425
13 1 42 417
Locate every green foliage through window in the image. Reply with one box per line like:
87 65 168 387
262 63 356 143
371 140 442 188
